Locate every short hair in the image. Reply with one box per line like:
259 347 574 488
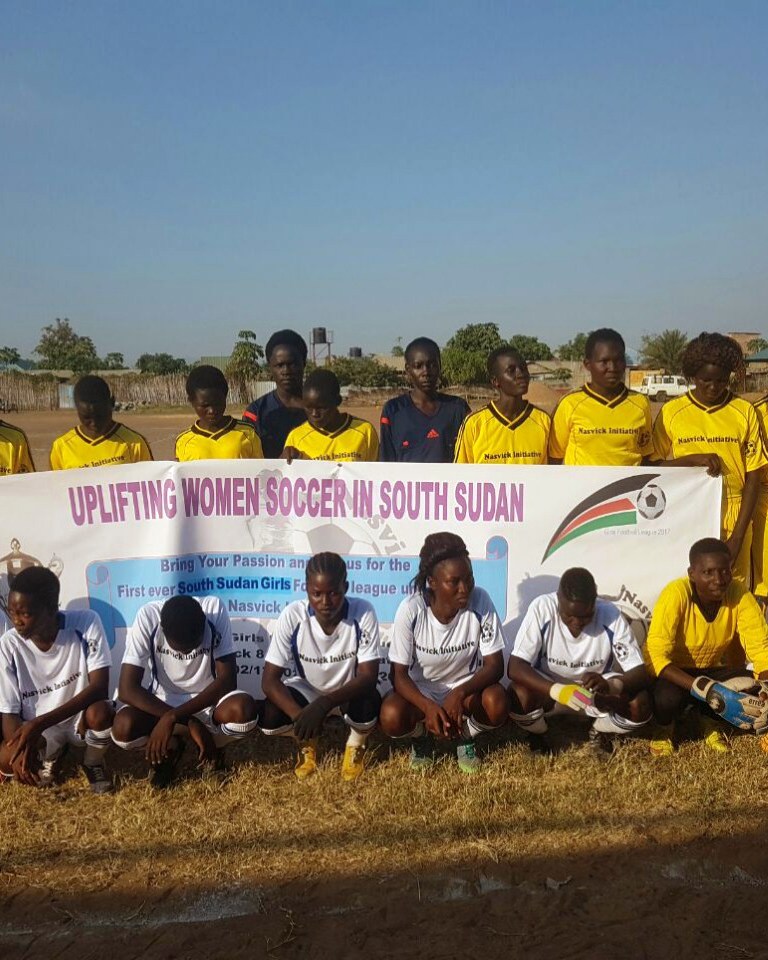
487 345 525 378
185 365 229 399
160 595 206 644
584 328 625 360
689 537 731 565
306 552 347 586
681 333 744 380
265 329 308 364
405 337 441 365
9 566 60 611
303 368 341 405
559 567 597 604
411 532 470 594
74 375 111 405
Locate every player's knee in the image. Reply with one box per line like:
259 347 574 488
481 684 510 726
111 707 141 743
508 681 545 714
379 694 411 737
215 693 257 726
84 699 115 731
628 690 652 724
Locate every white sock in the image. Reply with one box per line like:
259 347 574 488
510 709 547 735
592 712 648 735
411 721 426 739
83 743 108 766
111 734 148 752
346 728 370 748
219 718 260 738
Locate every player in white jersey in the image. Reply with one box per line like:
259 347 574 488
380 533 509 774
262 552 382 782
508 567 651 756
112 595 259 787
0 567 114 792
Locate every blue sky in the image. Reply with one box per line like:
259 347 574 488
2 1 767 363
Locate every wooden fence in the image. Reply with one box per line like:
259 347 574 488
0 373 59 411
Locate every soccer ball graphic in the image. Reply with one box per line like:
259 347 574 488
636 483 667 520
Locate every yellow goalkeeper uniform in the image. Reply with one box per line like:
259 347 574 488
751 395 768 596
645 576 768 679
284 415 379 462
176 417 263 461
548 385 653 466
0 421 35 475
454 402 550 464
50 423 153 470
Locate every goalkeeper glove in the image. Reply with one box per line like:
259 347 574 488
550 683 594 712
690 676 763 730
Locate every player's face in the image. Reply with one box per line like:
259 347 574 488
191 388 228 429
306 572 348 628
269 347 304 395
75 398 114 437
7 592 57 641
304 387 340 431
428 557 475 616
557 593 596 638
585 342 626 391
689 552 732 602
691 363 730 406
492 354 530 398
406 349 441 394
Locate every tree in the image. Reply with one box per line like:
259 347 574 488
445 322 504 354
0 346 21 367
747 338 768 355
557 333 588 361
329 357 402 389
226 330 264 388
136 352 189 375
639 329 689 374
102 352 126 370
35 318 101 373
441 347 487 386
391 345 404 357
507 335 553 361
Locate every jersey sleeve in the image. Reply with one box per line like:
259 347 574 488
122 604 157 669
265 605 299 669
744 405 768 474
242 402 259 431
19 435 35 473
81 612 112 674
639 398 654 458
511 600 546 666
644 581 685 677
356 603 382 664
605 607 645 672
388 597 417 666
475 589 505 656
282 426 302 456
364 422 379 461
207 599 235 659
453 414 476 464
735 590 768 675
246 429 264 459
379 402 397 462
650 406 673 463
0 639 21 715
548 398 572 460
49 437 64 471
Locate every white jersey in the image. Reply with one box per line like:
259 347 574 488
0 608 9 635
122 596 235 707
266 598 381 694
0 610 111 721
513 593 644 683
389 588 505 700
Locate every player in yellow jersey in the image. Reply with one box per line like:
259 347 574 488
549 328 653 466
750 394 768 607
282 370 378 462
651 333 767 585
454 346 550 464
50 376 153 470
645 538 768 756
175 365 263 461
0 420 35 476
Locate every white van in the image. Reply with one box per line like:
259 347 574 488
638 374 688 402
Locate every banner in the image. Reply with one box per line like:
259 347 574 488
0 460 721 695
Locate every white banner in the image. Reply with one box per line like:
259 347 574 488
0 461 721 696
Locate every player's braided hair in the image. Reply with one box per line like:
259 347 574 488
265 329 308 363
305 552 347 586
681 332 745 380
185 364 229 399
411 532 471 594
689 537 730 565
9 566 60 611
584 328 625 360
559 567 597 604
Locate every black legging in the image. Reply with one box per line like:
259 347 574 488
261 686 382 732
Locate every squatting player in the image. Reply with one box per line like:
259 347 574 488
243 329 308 457
176 365 263 461
261 552 382 781
379 337 469 462
0 419 35 475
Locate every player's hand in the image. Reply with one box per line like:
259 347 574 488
690 676 763 729
293 696 332 741
188 716 216 765
580 672 610 695
11 742 41 786
684 453 723 476
550 682 594 712
281 446 303 465
146 710 177 765
423 700 454 739
441 689 466 735
724 533 743 565
7 720 43 766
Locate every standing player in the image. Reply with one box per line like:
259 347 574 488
176 365 263 461
0 420 35 475
454 346 551 464
282 370 378 462
508 568 651 756
549 328 653 465
111 595 259 787
50 375 153 470
379 533 509 773
751 393 768 608
379 337 469 463
0 567 114 792
261 553 382 781
243 329 308 457
645 538 768 756
651 333 767 585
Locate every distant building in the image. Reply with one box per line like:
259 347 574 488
197 355 232 372
728 331 762 355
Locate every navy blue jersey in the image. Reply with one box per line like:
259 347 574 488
379 393 471 463
243 391 307 458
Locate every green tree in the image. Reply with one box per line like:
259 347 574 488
445 322 504 354
639 329 689 374
329 357 402 389
102 352 126 370
507 334 553 361
391 344 404 357
136 352 189 375
35 318 101 373
747 338 768 354
441 346 487 386
226 330 264 388
557 333 588 361
0 346 21 366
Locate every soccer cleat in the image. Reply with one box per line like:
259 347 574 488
341 744 367 782
409 734 435 771
37 757 59 787
149 741 184 789
456 739 482 774
527 732 554 756
587 728 614 760
703 729 731 753
649 737 674 758
294 740 318 780
82 762 114 795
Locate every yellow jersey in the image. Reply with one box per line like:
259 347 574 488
454 402 550 464
548 385 653 466
645 576 768 678
651 392 767 503
284 415 379 462
753 395 768 511
50 423 153 470
0 421 35 475
176 417 263 461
